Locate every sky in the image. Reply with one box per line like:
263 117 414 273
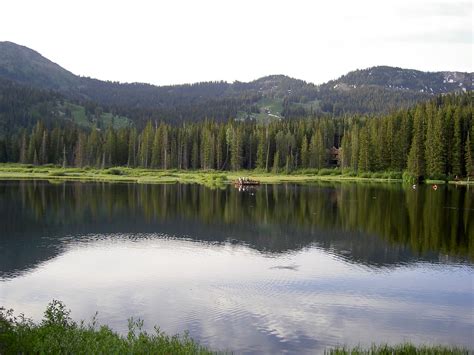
0 0 472 86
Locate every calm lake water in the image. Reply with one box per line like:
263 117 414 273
0 180 473 353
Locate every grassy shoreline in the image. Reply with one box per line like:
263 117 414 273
0 301 468 354
0 163 472 186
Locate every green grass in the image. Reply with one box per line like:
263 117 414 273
0 164 471 186
0 301 467 354
327 343 468 354
0 300 213 354
236 97 284 123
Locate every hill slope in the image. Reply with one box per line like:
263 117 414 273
0 41 471 124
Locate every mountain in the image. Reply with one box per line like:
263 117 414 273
325 66 470 94
0 41 471 127
0 42 78 93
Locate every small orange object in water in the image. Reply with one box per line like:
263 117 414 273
432 184 438 190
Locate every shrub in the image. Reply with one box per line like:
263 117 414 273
402 171 418 183
318 168 333 176
342 169 357 177
48 171 66 176
382 171 402 179
427 173 448 181
106 168 125 176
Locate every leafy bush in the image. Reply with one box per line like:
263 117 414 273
358 172 372 178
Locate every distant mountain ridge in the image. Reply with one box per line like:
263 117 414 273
326 65 470 94
0 41 471 126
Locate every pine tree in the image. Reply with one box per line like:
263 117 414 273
33 149 39 166
309 129 324 169
151 126 162 168
358 126 370 172
407 105 425 179
272 151 280 173
300 136 309 169
191 137 199 169
74 133 86 167
87 128 102 167
229 126 243 170
340 132 351 169
62 145 67 168
350 125 359 171
451 108 462 177
425 108 446 178
139 121 153 168
19 133 28 164
465 132 473 177
127 128 138 167
40 130 48 164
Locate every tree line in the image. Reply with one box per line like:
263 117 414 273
0 93 472 180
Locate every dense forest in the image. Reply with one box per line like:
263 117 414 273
0 93 471 181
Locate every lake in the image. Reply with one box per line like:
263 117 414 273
0 180 472 353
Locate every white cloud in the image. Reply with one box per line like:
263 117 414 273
0 0 471 85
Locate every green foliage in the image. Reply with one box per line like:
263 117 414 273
48 170 66 176
402 171 418 184
106 168 126 176
0 93 471 183
327 343 467 355
0 301 213 354
316 168 342 176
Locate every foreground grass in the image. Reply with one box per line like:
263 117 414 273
328 344 468 355
0 301 213 354
0 301 467 354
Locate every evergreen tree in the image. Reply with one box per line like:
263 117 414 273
358 126 370 172
272 151 280 173
40 130 48 164
407 105 425 179
309 129 324 169
451 108 462 177
151 126 162 168
300 136 309 169
340 132 351 169
466 132 473 177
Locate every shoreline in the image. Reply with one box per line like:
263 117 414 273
0 164 472 186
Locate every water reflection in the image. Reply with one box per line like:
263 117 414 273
0 180 472 278
1 236 472 353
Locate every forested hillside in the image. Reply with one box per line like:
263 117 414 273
0 78 131 133
0 41 471 126
1 93 472 181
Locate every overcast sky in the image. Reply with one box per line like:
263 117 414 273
1 0 472 85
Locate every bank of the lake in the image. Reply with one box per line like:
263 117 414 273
1 163 471 186
0 301 468 355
